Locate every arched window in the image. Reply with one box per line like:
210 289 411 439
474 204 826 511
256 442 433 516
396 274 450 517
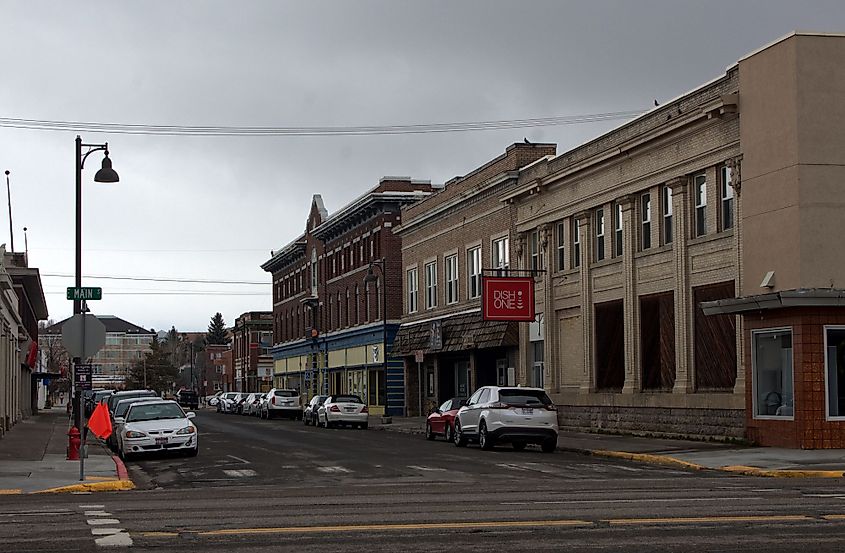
311 248 318 295
355 285 360 325
365 283 371 323
327 295 333 332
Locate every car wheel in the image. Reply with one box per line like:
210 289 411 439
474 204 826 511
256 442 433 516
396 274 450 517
479 421 494 451
512 441 527 452
444 424 453 443
541 438 556 453
185 447 198 458
454 420 468 447
303 413 309 425
425 422 435 441
362 423 368 430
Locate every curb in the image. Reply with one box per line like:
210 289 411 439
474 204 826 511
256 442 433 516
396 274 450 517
586 449 706 471
719 465 845 478
33 479 135 494
112 455 131 481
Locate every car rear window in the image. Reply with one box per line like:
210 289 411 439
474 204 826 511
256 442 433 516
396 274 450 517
498 389 552 406
333 395 362 403
274 390 297 397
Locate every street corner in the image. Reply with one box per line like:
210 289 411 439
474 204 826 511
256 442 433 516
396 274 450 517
586 449 707 472
33 479 135 494
719 465 845 479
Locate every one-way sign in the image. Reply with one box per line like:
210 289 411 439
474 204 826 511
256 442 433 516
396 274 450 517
67 287 102 301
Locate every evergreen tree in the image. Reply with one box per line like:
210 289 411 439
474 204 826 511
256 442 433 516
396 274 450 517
206 312 228 345
124 336 178 394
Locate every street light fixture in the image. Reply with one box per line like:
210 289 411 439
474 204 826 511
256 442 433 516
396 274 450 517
72 136 118 479
364 258 390 422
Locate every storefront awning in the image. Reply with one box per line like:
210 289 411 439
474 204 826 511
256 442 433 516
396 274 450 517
392 311 518 356
701 288 845 315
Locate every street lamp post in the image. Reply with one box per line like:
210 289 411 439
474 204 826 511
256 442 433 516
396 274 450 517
72 135 119 480
364 258 391 423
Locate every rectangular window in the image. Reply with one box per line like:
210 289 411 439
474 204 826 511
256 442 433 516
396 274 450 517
556 222 566 272
721 166 734 231
613 203 623 257
492 237 509 271
425 261 437 309
407 268 418 313
595 208 605 261
445 254 458 304
530 231 540 271
572 218 581 268
662 185 673 245
694 173 707 237
825 327 845 419
641 193 652 250
467 246 481 299
753 329 794 418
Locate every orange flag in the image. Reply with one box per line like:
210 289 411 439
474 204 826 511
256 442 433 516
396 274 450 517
87 401 113 439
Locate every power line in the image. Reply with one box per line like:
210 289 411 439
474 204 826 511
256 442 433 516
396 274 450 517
33 247 272 253
41 272 267 285
43 291 269 296
0 110 644 137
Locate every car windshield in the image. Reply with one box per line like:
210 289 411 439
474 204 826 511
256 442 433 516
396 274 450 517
115 399 153 417
126 403 186 422
332 395 362 404
498 389 553 406
275 390 297 397
109 391 156 411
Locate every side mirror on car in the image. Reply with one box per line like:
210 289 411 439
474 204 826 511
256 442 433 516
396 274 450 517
186 412 196 419
113 417 125 424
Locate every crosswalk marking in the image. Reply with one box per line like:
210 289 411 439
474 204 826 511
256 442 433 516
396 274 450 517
317 466 352 473
80 504 132 548
223 469 257 477
408 465 447 472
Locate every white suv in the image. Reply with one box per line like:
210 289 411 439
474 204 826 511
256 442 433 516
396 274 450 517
261 388 301 419
453 386 558 453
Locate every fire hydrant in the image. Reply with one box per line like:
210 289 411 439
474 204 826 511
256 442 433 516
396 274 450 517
67 427 80 460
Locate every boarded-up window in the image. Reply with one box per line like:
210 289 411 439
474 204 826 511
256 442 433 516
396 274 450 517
694 282 737 390
595 300 624 391
640 293 676 390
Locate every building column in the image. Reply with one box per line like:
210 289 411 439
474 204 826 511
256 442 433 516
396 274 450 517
575 211 594 393
538 223 559 393
669 177 694 394
728 155 746 397
515 233 531 385
619 196 640 394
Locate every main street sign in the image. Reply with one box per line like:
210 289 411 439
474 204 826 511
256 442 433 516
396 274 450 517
67 287 102 301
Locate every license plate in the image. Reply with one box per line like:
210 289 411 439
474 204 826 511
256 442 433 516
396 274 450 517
520 408 534 415
344 407 356 412
155 437 168 445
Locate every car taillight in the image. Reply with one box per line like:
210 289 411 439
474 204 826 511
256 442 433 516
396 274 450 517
329 405 340 412
489 402 509 409
272 397 276 405
362 405 369 413
545 404 557 411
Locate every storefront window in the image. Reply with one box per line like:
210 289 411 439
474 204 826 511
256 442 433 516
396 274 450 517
752 329 793 418
825 327 845 419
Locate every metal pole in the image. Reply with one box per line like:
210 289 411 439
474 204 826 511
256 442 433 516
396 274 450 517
4 170 13 253
79 311 87 481
190 342 194 391
381 259 388 417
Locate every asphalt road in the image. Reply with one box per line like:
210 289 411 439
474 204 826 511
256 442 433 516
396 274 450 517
3 410 845 552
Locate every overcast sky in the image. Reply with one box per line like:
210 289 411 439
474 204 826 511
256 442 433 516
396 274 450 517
1 1 844 333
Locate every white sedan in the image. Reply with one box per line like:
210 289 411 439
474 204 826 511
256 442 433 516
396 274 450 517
317 394 369 429
116 400 198 460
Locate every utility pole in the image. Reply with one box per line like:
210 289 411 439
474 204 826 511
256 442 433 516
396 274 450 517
189 342 194 391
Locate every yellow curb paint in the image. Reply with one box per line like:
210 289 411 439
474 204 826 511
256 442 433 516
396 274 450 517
590 450 705 471
85 476 118 482
32 480 135 494
139 519 593 538
720 465 845 478
0 489 22 495
822 515 845 520
607 515 811 525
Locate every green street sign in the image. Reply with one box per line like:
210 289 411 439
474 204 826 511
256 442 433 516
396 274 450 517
66 287 102 301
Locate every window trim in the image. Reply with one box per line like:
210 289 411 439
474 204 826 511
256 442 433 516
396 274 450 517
641 193 652 250
491 235 509 271
694 173 707 237
467 246 482 299
662 185 673 245
824 325 845 421
556 222 566 272
595 208 605 261
445 254 459 305
721 166 734 231
613 203 623 258
407 267 419 314
424 260 438 310
751 327 795 421
572 218 581 268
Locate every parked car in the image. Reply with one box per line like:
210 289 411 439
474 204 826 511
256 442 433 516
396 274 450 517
425 397 466 442
238 393 260 415
85 389 114 417
245 393 264 416
261 389 301 420
176 389 199 410
116 400 198 460
108 397 161 449
303 395 328 426
107 390 159 416
317 394 369 429
453 386 558 452
217 392 240 413
206 391 223 406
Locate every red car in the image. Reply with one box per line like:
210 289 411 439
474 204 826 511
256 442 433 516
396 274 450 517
425 397 466 441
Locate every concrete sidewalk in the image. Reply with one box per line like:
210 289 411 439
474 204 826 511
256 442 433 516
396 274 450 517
370 416 845 478
0 407 133 494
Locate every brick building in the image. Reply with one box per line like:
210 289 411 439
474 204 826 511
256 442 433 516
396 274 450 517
203 343 232 395
232 311 273 392
392 143 556 415
506 32 845 447
262 179 433 415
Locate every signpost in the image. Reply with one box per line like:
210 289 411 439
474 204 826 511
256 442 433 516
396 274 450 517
66 287 102 301
74 364 93 390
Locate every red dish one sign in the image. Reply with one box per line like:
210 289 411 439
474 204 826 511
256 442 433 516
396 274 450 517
482 277 535 321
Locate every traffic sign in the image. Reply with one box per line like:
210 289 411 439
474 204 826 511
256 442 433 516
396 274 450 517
75 363 93 390
67 287 102 301
61 314 107 359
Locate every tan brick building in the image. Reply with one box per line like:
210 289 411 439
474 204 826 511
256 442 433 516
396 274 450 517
392 143 556 415
232 311 273 392
506 32 845 447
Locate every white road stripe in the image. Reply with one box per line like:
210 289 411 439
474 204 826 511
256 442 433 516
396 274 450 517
80 504 133 547
226 455 251 464
87 519 121 526
223 469 257 477
500 496 762 506
317 466 352 473
84 511 112 517
408 465 447 472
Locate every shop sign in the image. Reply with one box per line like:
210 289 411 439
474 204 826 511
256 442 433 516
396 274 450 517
482 277 535 321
